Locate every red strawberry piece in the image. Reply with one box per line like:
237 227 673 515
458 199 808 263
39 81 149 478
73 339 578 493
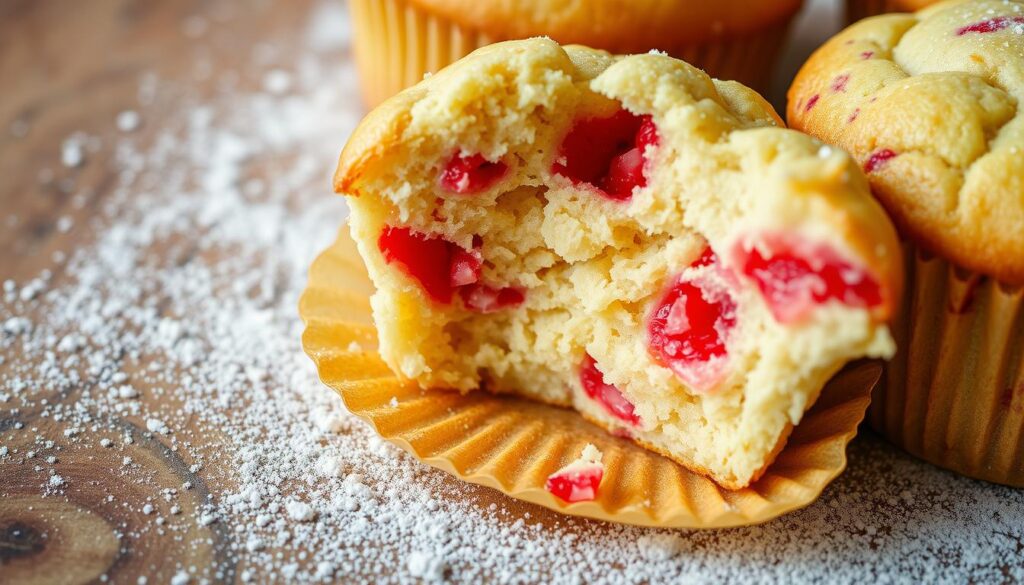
647 248 737 392
864 148 898 173
805 94 820 112
378 226 458 303
545 459 604 503
380 227 525 310
580 355 640 426
440 152 508 194
831 74 850 92
449 248 482 287
956 16 1024 35
553 111 658 201
459 284 525 313
736 235 883 324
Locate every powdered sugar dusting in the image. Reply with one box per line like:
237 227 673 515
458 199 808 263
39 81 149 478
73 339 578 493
1 1 1023 583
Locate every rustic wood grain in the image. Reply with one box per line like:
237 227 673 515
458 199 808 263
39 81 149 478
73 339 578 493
0 1 306 583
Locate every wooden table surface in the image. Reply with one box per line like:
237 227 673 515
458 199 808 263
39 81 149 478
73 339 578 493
2 1 1023 584
0 1 330 582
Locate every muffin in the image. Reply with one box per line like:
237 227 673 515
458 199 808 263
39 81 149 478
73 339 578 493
846 0 938 23
334 38 902 489
788 0 1024 487
349 0 805 107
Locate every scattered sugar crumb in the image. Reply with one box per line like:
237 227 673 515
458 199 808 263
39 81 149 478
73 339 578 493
262 69 292 95
56 216 74 233
408 550 447 582
145 418 170 435
61 136 85 167
637 533 685 561
116 110 141 132
285 499 315 522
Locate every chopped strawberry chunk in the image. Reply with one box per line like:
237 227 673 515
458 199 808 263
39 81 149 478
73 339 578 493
379 226 525 310
691 246 717 268
459 284 525 313
545 445 604 503
735 235 883 324
601 147 646 199
956 16 1024 35
647 249 737 392
804 94 820 112
580 355 640 426
439 152 508 194
553 110 658 201
545 464 603 503
831 74 850 92
864 149 898 173
378 226 457 303
449 248 482 287
636 115 659 152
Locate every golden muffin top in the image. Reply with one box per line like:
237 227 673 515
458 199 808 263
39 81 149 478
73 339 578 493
789 0 1024 284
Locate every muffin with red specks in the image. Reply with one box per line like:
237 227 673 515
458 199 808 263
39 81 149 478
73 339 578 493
335 38 902 490
348 0 805 106
788 0 1024 487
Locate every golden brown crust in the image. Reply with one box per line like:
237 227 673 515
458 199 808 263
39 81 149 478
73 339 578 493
405 0 803 49
789 0 1024 285
334 39 582 195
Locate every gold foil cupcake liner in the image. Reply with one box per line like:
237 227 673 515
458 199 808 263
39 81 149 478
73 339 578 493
349 0 795 107
300 227 881 527
870 244 1024 487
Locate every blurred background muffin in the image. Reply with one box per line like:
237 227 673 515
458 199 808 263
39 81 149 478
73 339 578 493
846 0 937 22
349 0 804 106
787 0 1024 487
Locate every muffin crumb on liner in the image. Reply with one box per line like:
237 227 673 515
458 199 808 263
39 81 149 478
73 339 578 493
300 226 884 527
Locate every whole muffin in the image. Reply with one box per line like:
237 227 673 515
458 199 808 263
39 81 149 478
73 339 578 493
788 0 1024 487
846 0 938 23
349 0 804 106
335 38 901 489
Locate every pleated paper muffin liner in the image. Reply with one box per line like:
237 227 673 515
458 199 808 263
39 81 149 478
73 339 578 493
300 227 882 528
869 244 1024 487
348 0 795 107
